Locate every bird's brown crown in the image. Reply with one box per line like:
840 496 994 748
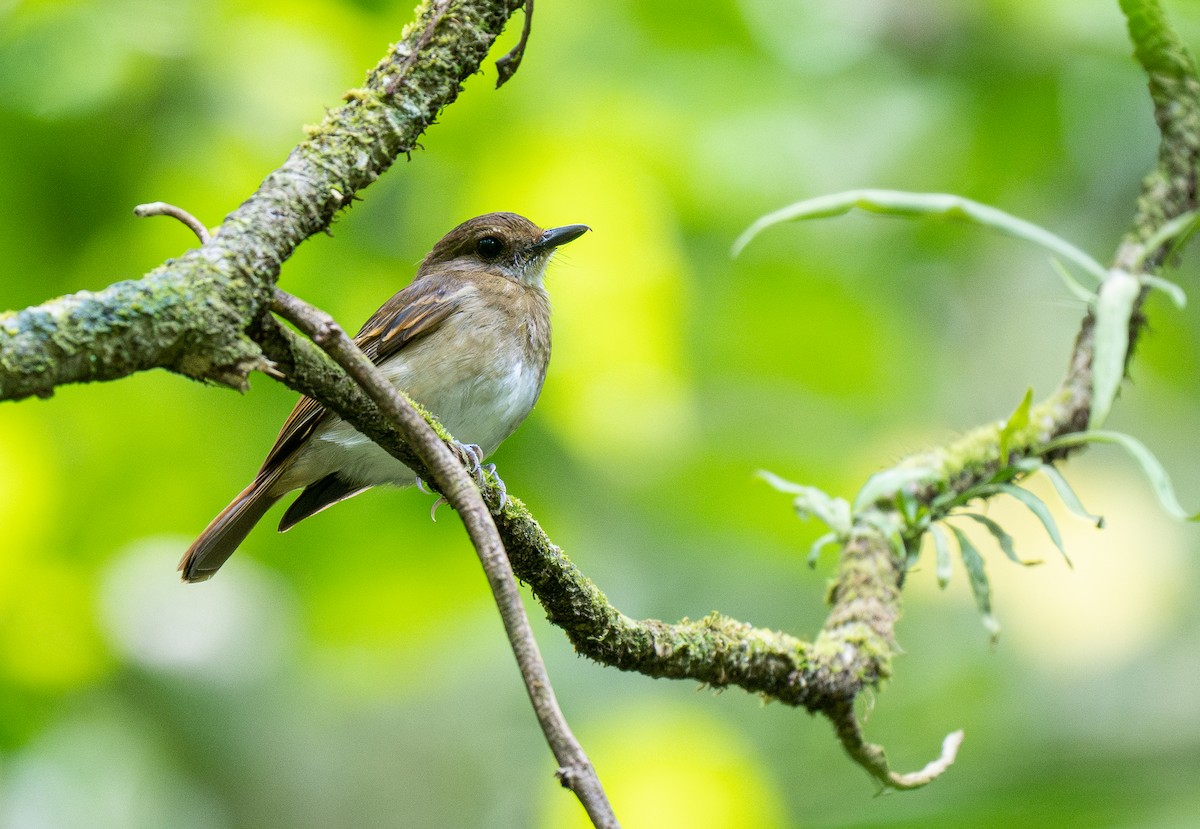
419 213 543 282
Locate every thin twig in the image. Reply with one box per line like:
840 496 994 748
495 0 533 87
268 288 619 829
133 202 211 244
829 701 964 790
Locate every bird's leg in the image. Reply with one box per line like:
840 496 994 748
482 463 508 511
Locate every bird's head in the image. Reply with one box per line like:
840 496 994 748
419 212 590 288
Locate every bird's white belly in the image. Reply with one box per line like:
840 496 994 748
292 353 543 488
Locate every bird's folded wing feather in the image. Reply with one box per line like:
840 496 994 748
257 277 466 474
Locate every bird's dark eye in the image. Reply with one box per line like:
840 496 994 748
475 236 504 259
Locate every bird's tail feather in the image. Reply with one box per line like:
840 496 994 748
179 475 281 583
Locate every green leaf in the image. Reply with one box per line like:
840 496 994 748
1049 257 1098 303
897 486 921 526
1041 431 1200 521
998 387 1034 468
808 531 840 568
930 524 952 588
732 190 1109 283
1090 270 1140 429
962 513 1040 566
1132 210 1200 270
759 470 852 534
948 524 1001 642
1039 464 1104 528
981 483 1073 568
1141 274 1187 309
853 466 938 513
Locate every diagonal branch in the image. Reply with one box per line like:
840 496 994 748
0 0 524 403
268 289 618 828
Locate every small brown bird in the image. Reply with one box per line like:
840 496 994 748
180 212 589 582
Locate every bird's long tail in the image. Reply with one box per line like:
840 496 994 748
179 474 282 583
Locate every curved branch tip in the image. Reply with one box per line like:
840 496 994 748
132 201 211 244
887 729 965 790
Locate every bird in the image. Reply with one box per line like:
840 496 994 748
179 212 589 582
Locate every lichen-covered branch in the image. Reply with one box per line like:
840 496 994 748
200 0 1200 792
809 0 1200 785
0 0 1195 797
0 0 524 403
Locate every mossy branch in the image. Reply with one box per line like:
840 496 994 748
0 0 524 403
0 0 1195 798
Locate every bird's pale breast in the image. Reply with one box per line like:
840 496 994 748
282 279 550 490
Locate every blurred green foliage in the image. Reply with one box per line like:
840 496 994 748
2 0 1200 827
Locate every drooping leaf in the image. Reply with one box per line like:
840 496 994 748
1090 270 1140 428
930 524 952 588
986 482 1073 568
1049 257 1098 303
1042 431 1200 521
962 513 1041 566
1039 464 1104 528
1140 274 1187 308
732 190 1109 283
808 531 841 568
948 524 1001 642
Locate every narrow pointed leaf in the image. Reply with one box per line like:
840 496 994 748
732 190 1108 283
758 469 811 496
948 524 1000 642
808 531 840 568
1090 270 1140 428
931 524 952 588
1049 257 1098 303
1141 275 1187 308
897 487 920 525
1041 431 1200 521
1039 464 1104 528
991 482 1073 568
962 513 1040 566
999 387 1034 467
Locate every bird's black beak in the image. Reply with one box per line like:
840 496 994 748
532 224 590 251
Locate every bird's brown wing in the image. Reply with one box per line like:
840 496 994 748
258 276 466 475
357 276 469 363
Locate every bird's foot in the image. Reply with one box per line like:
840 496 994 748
451 441 486 486
429 443 509 514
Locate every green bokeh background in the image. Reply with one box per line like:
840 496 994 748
2 1 1200 826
